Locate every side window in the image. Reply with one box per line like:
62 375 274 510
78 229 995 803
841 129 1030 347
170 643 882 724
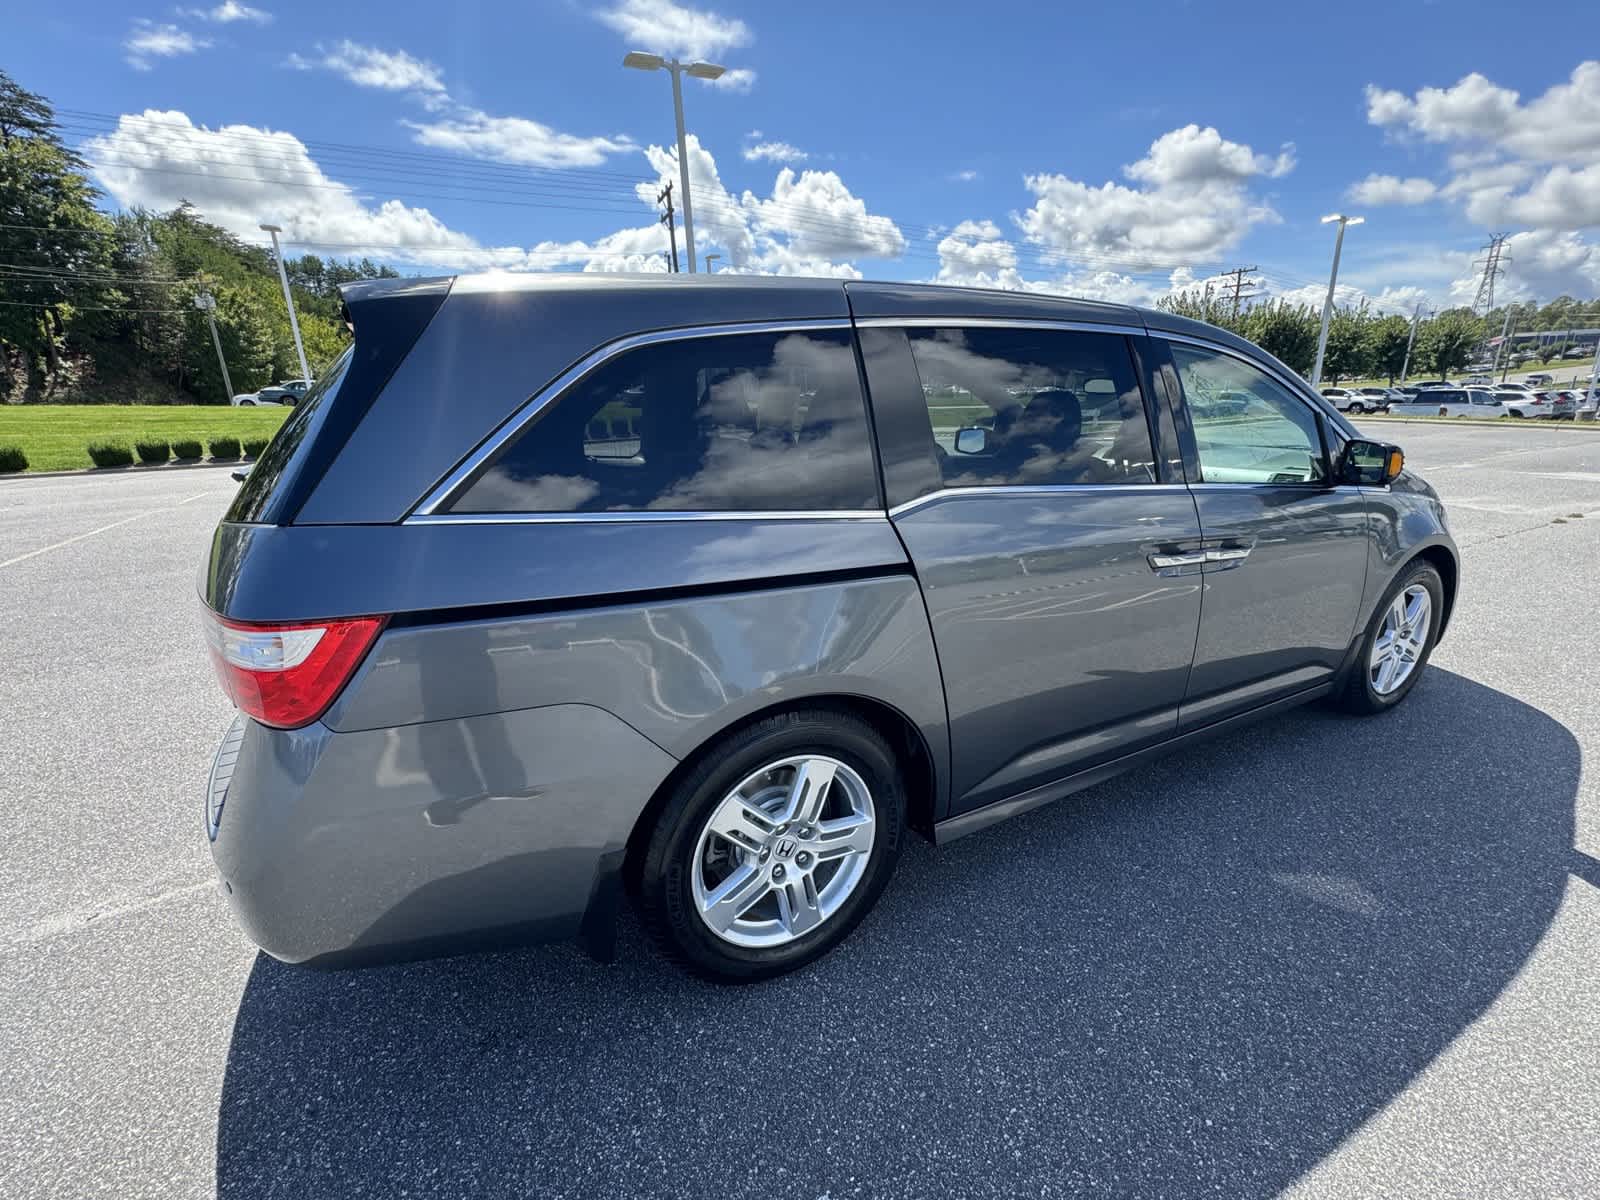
447 329 879 513
903 326 1155 488
1170 344 1326 485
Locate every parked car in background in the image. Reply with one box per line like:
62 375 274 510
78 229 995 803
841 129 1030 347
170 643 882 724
1413 380 1453 390
1388 388 1504 418
1529 391 1576 419
257 379 313 406
229 391 261 406
1524 373 1555 387
1498 390 1566 418
1353 386 1395 411
197 274 1457 981
1464 374 1491 385
1320 386 1366 412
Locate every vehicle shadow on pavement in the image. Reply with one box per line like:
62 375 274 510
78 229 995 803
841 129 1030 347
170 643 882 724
215 669 1578 1199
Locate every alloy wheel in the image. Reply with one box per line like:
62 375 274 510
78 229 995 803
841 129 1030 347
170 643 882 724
1369 585 1431 696
690 755 876 948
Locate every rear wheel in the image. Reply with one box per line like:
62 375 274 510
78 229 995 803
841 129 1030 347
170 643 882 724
638 709 905 981
1348 402 1365 414
1338 560 1443 714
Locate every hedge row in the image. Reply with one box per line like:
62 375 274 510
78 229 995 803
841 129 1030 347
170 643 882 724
67 436 270 469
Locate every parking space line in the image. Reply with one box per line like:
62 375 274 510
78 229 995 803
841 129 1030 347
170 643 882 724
0 491 218 569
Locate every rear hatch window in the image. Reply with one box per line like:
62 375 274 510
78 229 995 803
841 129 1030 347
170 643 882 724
224 347 352 525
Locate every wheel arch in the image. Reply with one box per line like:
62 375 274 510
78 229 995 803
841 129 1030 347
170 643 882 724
1413 543 1459 640
622 693 941 892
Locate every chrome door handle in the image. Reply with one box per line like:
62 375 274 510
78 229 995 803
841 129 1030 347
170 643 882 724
1148 551 1206 569
1204 545 1252 563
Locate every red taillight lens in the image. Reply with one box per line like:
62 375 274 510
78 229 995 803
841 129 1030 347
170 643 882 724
202 612 386 729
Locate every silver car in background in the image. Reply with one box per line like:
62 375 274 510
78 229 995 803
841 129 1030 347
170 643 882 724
201 275 1458 981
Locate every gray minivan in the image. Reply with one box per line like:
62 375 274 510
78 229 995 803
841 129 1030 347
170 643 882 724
201 275 1458 981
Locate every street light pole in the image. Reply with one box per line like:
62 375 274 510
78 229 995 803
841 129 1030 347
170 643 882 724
1399 302 1425 383
193 292 234 402
624 52 728 275
1311 213 1363 387
703 253 721 273
259 223 310 383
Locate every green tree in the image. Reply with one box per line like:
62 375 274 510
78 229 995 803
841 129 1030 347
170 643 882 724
1418 309 1483 377
1239 301 1319 375
1319 306 1374 384
1365 314 1413 383
0 70 117 399
1156 284 1243 334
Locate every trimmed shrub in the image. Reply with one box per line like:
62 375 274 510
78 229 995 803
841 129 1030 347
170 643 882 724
87 442 135 468
171 439 203 461
135 439 170 465
208 435 242 460
241 437 269 459
0 445 27 473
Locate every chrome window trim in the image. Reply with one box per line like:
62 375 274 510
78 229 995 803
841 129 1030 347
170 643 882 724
410 317 855 519
854 315 1147 338
888 482 1188 519
408 510 889 526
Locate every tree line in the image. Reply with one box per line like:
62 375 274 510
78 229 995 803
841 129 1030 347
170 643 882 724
1 70 397 404
1157 288 1597 385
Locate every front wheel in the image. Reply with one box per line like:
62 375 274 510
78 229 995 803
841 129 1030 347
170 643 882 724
1347 402 1365 414
1337 560 1443 714
637 709 905 982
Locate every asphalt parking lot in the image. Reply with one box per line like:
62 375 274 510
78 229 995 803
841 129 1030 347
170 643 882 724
3 422 1599 1199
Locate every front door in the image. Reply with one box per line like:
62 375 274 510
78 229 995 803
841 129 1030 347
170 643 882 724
859 323 1204 815
1162 340 1370 727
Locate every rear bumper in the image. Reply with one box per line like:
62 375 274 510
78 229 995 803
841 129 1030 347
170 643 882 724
205 705 677 967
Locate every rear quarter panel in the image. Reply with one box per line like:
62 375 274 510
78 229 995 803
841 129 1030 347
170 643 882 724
325 573 952 814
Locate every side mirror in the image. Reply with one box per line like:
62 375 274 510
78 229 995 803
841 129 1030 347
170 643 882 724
954 426 989 455
1338 439 1403 486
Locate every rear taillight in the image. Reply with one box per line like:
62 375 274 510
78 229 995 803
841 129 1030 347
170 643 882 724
202 612 386 729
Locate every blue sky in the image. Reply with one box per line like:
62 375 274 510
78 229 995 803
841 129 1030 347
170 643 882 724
11 0 1600 310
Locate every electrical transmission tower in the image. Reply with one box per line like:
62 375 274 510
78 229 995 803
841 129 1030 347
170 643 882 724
1471 234 1510 314
658 183 680 273
1218 265 1260 315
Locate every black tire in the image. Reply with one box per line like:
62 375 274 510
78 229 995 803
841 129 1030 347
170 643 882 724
637 708 905 982
1337 560 1444 715
1348 402 1365 414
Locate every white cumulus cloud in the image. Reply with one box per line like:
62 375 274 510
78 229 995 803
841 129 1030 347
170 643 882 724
594 0 752 59
181 1 272 23
124 21 211 70
743 140 807 163
405 111 635 169
287 40 446 95
1347 174 1437 205
1016 124 1290 272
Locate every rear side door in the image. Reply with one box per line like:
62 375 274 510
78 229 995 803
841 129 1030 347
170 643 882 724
1157 338 1369 728
857 321 1203 815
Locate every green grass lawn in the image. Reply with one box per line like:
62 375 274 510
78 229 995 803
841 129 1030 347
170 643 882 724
0 406 290 472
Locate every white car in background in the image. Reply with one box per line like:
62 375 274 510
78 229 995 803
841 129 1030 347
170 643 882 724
1387 388 1506 418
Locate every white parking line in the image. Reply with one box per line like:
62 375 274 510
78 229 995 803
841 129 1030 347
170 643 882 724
0 490 218 569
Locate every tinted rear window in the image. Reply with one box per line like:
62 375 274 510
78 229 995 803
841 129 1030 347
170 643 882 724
224 347 352 524
447 329 879 514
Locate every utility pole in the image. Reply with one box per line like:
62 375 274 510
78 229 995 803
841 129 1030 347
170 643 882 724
193 292 234 402
1471 233 1510 315
1400 302 1426 383
259 223 310 383
657 183 680 273
1218 265 1260 315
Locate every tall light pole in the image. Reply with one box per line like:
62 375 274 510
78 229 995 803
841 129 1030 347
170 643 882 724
703 253 721 273
623 52 727 273
1399 302 1427 383
259 223 310 383
1311 213 1363 387
193 292 234 402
